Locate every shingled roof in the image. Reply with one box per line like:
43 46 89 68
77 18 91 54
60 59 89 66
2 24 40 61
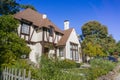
14 8 63 34
57 28 73 46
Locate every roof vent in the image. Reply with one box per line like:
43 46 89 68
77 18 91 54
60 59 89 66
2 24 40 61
42 14 47 19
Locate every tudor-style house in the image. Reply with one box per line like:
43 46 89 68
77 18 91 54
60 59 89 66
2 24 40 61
14 8 82 63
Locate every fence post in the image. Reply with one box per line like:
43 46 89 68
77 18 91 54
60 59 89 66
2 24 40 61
17 69 20 80
28 70 31 80
5 67 8 80
11 68 14 80
8 68 11 80
23 69 26 80
14 68 17 80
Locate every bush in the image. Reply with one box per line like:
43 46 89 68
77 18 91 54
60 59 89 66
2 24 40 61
36 55 82 80
1 59 39 79
1 56 82 80
90 58 115 71
85 58 116 80
56 59 76 69
76 63 81 68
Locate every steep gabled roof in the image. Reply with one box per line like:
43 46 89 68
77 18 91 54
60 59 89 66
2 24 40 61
14 8 63 34
57 28 73 46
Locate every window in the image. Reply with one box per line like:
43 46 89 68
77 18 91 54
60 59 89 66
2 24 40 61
49 26 54 36
59 47 64 57
70 50 72 58
21 23 30 34
70 42 79 61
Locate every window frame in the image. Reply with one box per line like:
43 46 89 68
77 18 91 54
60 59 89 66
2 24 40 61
49 26 54 36
21 23 30 35
59 47 64 57
70 42 79 61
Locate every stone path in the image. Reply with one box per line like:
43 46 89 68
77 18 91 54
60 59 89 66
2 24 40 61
114 73 120 80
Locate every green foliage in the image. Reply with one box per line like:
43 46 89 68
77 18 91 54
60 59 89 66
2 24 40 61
60 59 116 80
116 41 120 54
100 35 117 54
90 59 115 71
0 0 36 15
1 59 39 79
86 59 116 79
20 4 37 11
1 56 116 80
0 0 20 15
0 15 18 32
83 41 105 57
56 59 77 69
0 15 30 66
82 21 108 38
35 55 82 80
81 21 117 57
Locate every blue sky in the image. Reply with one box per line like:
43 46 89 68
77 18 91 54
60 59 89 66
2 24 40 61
18 0 120 41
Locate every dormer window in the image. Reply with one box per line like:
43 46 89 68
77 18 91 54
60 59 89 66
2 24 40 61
21 23 30 35
49 26 54 36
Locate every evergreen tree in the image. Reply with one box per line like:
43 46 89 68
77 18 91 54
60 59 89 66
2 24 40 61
0 15 30 65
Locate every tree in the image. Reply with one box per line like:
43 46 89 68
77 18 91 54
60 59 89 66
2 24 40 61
100 35 116 54
81 21 116 57
81 21 108 39
83 42 105 57
0 0 36 15
116 41 120 54
0 15 30 65
20 4 37 11
0 0 20 15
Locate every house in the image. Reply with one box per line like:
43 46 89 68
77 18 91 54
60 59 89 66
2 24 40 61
14 8 82 63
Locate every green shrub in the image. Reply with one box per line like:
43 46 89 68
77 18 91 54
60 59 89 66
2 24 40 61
90 58 115 71
36 55 82 80
85 58 116 80
56 59 76 69
76 63 81 68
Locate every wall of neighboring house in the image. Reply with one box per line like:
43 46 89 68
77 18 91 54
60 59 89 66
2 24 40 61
65 29 82 63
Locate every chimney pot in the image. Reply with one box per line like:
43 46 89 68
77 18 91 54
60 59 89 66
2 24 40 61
43 14 47 19
64 20 69 30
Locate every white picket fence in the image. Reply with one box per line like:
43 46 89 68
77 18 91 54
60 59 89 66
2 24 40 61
1 67 35 80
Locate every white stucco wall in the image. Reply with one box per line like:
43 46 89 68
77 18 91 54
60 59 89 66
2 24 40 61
44 31 58 44
17 24 43 63
65 29 82 63
28 43 42 63
31 27 42 42
17 24 21 36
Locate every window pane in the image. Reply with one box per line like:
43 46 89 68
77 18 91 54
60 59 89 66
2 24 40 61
73 51 76 60
49 27 54 36
59 48 64 57
21 24 29 34
70 44 72 49
75 51 79 61
70 50 72 58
